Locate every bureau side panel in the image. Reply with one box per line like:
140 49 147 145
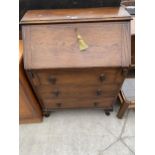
121 22 131 67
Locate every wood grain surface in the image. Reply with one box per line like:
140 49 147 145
22 22 131 69
34 68 124 86
21 7 131 113
21 7 131 24
19 40 43 124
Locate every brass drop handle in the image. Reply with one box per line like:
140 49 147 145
75 28 88 51
96 89 103 96
48 76 57 84
52 90 60 97
94 102 99 107
100 74 106 82
56 103 62 107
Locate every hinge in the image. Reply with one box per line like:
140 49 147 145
29 71 34 79
27 71 40 86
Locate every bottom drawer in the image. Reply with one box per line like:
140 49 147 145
43 97 115 109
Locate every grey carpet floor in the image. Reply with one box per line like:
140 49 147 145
20 102 135 155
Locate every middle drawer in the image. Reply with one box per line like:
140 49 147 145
36 84 119 100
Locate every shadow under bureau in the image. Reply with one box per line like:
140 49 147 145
21 7 131 116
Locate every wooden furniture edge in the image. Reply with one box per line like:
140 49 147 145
20 7 132 24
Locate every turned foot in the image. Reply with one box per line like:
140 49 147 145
43 111 51 117
104 110 110 116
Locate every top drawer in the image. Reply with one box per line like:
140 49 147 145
31 68 124 86
22 21 131 69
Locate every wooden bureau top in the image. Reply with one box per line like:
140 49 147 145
21 7 131 24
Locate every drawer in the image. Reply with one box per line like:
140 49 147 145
36 84 120 99
33 68 123 86
43 97 115 109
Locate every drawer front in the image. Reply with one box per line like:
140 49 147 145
43 97 115 109
34 68 123 86
36 84 120 100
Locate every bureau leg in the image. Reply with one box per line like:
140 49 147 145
104 110 111 116
43 111 51 117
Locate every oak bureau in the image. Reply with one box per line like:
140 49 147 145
21 7 131 116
